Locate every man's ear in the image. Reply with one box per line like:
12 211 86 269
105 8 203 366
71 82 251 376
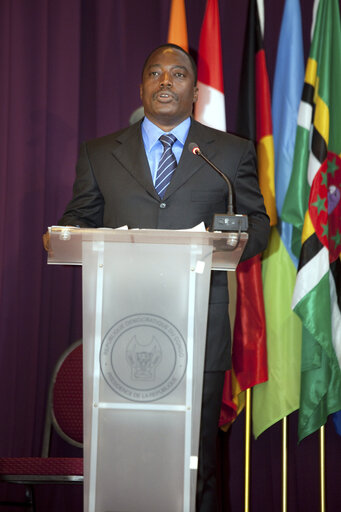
139 84 143 100
193 86 199 104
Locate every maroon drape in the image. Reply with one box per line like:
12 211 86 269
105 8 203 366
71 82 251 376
1 1 340 511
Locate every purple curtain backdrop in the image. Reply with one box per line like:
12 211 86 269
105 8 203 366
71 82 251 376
0 1 340 511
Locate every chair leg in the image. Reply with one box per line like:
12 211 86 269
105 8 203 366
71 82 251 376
0 485 35 510
25 485 36 512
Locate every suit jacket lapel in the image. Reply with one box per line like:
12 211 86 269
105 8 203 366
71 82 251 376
111 122 160 200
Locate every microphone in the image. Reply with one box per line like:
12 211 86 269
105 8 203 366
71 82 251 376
188 142 248 232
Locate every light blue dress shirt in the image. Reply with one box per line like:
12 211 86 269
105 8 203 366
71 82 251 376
141 116 191 184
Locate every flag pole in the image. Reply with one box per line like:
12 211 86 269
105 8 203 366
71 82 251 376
244 387 251 512
282 417 287 512
320 425 325 512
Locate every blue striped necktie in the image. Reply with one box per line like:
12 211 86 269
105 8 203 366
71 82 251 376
155 133 177 199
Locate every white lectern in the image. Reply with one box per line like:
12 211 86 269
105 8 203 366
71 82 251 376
48 227 247 512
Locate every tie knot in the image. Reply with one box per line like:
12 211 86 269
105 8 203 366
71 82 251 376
159 133 177 148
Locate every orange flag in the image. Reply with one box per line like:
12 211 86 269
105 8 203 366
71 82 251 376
167 0 188 51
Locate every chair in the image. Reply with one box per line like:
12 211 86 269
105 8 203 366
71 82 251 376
0 340 84 511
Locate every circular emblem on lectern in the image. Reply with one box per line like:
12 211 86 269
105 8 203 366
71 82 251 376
100 314 187 402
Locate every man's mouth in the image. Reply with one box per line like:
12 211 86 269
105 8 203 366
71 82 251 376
154 91 177 101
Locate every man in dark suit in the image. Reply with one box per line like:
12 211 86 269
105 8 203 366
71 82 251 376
56 44 270 511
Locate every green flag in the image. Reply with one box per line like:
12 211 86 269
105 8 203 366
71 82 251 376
252 0 304 439
282 0 341 442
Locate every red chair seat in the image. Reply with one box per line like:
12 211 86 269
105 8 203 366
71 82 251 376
0 457 83 476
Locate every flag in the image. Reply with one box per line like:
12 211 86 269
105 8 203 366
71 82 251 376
230 253 267 394
282 0 341 442
252 0 304 438
237 0 276 225
167 0 188 51
333 410 341 436
219 0 271 428
194 0 226 130
192 0 235 426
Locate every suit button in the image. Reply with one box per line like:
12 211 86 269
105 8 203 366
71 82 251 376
160 202 166 208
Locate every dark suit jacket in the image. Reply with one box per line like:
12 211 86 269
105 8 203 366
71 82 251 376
59 118 270 371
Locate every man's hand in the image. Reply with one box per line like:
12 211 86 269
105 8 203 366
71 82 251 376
42 230 50 252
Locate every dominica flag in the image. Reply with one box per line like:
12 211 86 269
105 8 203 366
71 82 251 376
282 0 341 442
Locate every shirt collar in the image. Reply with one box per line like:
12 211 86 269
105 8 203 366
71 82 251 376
141 116 191 151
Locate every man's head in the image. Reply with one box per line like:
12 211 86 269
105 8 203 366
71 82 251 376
140 44 199 131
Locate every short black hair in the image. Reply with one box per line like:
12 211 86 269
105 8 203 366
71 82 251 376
141 44 197 85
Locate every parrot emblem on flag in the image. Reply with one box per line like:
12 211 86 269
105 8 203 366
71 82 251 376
309 152 341 261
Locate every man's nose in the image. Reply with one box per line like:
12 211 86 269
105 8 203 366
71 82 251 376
160 72 172 87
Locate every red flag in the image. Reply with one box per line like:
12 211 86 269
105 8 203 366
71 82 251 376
219 0 273 428
194 0 226 130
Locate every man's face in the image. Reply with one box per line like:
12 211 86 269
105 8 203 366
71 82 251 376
140 47 198 131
